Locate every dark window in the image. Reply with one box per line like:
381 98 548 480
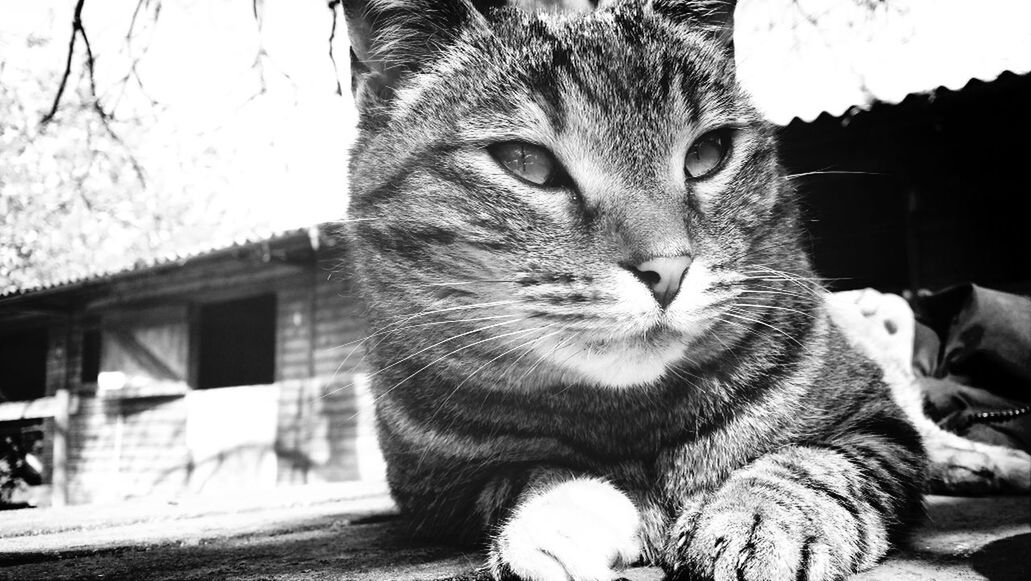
80 329 101 384
197 294 276 389
0 328 48 401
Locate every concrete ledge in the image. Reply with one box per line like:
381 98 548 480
0 489 1027 580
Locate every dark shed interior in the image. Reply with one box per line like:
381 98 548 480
779 71 1031 294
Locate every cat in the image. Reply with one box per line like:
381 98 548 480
341 1 927 580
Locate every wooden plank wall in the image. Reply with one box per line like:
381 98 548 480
50 309 190 505
65 396 190 505
24 238 379 505
275 259 373 484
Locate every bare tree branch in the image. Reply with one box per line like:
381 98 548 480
41 0 86 126
77 8 107 121
328 0 344 96
113 0 164 112
41 0 147 185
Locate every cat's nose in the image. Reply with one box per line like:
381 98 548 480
628 255 693 309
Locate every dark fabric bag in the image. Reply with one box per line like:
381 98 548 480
912 284 1031 453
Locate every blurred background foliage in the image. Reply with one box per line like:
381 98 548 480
0 0 356 294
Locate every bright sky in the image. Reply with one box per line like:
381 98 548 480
1 0 358 233
735 0 1031 124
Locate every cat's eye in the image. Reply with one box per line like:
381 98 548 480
488 142 562 186
684 130 730 179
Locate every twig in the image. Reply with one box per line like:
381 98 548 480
328 0 343 95
41 0 86 125
42 0 148 186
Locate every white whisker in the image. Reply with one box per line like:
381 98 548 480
322 317 525 399
369 325 547 407
733 302 816 320
434 325 564 413
722 310 804 348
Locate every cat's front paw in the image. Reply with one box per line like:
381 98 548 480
488 478 641 581
667 488 866 581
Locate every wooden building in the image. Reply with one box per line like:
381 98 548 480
0 224 382 506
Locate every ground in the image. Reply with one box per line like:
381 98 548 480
0 482 1027 581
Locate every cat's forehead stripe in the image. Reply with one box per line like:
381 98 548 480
500 8 741 131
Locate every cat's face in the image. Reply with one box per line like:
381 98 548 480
347 1 809 389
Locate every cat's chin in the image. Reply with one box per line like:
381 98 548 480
537 334 690 389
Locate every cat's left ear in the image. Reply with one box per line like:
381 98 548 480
648 0 736 52
342 0 488 110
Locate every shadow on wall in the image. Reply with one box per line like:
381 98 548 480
67 396 190 505
61 375 382 504
154 442 278 497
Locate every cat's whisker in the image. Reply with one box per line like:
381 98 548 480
433 325 564 415
420 279 521 287
497 325 567 379
738 273 826 299
327 313 522 385
700 324 745 369
721 310 805 349
553 337 592 395
322 314 520 353
734 288 812 300
369 300 522 338
322 317 526 399
743 272 827 287
746 264 836 284
783 170 884 180
665 365 711 398
732 302 817 320
369 325 548 408
519 330 581 382
739 283 820 305
713 315 749 332
338 301 524 379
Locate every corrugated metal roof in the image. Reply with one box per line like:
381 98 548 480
735 0 1031 125
0 225 322 300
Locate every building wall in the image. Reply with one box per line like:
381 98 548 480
274 260 375 485
14 238 381 506
65 396 190 505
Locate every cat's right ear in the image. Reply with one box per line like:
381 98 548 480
648 0 736 52
342 0 487 110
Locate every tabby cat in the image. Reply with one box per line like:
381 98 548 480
341 1 927 579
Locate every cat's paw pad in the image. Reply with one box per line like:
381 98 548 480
489 478 640 581
667 492 858 581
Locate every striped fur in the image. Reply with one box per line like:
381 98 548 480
342 1 926 579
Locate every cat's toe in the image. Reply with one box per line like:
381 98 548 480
488 478 641 581
666 495 853 581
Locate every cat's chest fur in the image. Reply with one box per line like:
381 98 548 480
369 299 836 467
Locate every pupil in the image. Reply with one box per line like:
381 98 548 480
701 141 718 163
